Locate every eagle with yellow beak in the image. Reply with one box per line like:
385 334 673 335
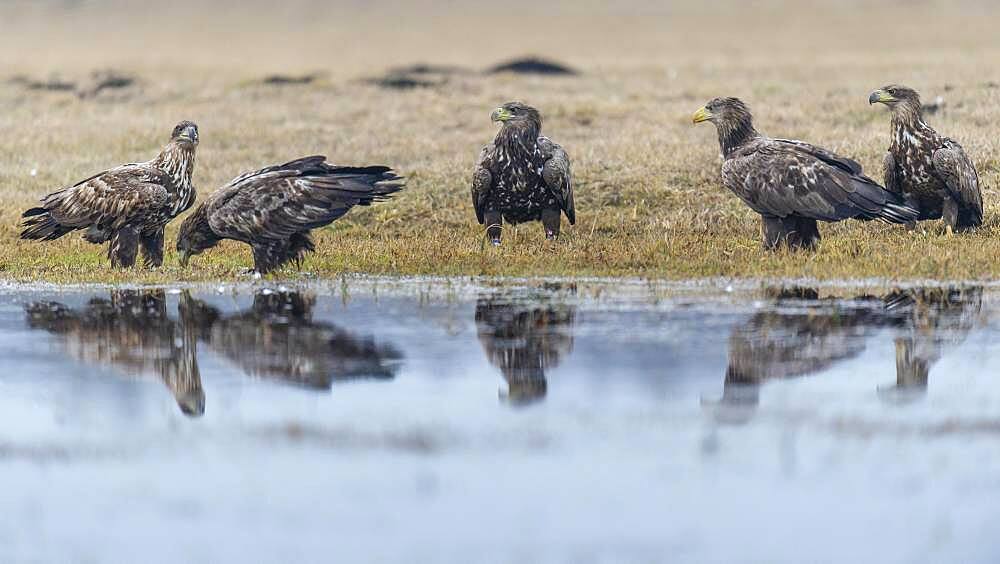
869 85 983 232
471 102 574 245
693 97 918 249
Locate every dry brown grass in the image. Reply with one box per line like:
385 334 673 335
1 0 1000 283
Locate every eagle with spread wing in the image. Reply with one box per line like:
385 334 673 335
693 98 918 249
869 85 984 232
176 156 404 274
472 102 574 245
20 121 199 267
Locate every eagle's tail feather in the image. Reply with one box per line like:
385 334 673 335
847 178 920 224
880 200 921 224
20 209 73 241
306 166 406 205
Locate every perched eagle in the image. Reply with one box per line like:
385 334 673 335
20 121 199 267
181 290 402 388
472 102 574 245
25 290 204 417
177 156 403 275
869 85 984 232
693 98 918 249
474 292 576 404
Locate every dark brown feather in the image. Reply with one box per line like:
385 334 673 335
177 156 404 274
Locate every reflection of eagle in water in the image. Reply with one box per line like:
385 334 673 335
474 293 576 404
20 122 199 268
709 286 984 423
25 290 204 416
725 288 887 388
880 287 983 402
183 290 401 389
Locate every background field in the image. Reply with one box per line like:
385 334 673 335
1 0 999 282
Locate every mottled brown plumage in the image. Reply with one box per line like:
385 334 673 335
20 121 199 267
181 290 401 388
880 286 982 403
869 85 984 231
25 290 204 416
474 292 576 404
177 156 404 274
693 98 919 249
472 102 574 245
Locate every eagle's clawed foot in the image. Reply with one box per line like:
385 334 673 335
945 225 955 237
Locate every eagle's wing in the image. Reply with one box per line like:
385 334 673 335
772 138 864 174
933 140 984 223
721 139 917 224
207 156 403 242
36 164 171 231
538 136 574 224
471 146 492 224
882 152 901 195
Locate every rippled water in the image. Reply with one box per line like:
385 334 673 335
1 278 998 563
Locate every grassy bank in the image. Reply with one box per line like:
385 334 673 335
1 0 999 283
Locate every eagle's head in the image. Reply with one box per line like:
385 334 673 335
693 97 758 155
176 204 218 266
491 102 542 129
692 97 753 128
170 120 200 146
176 387 206 417
869 85 921 116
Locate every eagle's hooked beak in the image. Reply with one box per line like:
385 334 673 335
178 125 199 144
869 90 895 105
491 107 512 123
692 106 713 124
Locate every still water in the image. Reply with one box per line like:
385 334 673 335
1 278 998 563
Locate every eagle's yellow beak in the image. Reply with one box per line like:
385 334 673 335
491 107 512 123
869 90 895 105
692 106 712 124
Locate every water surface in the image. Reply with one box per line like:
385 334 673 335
1 278 998 563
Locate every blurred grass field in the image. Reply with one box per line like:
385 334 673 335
1 0 999 283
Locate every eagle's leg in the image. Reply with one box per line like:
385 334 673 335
942 197 958 235
484 211 503 246
761 215 788 250
140 228 165 268
762 216 820 250
108 226 140 268
250 240 290 276
541 208 562 240
791 217 820 250
288 232 316 269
